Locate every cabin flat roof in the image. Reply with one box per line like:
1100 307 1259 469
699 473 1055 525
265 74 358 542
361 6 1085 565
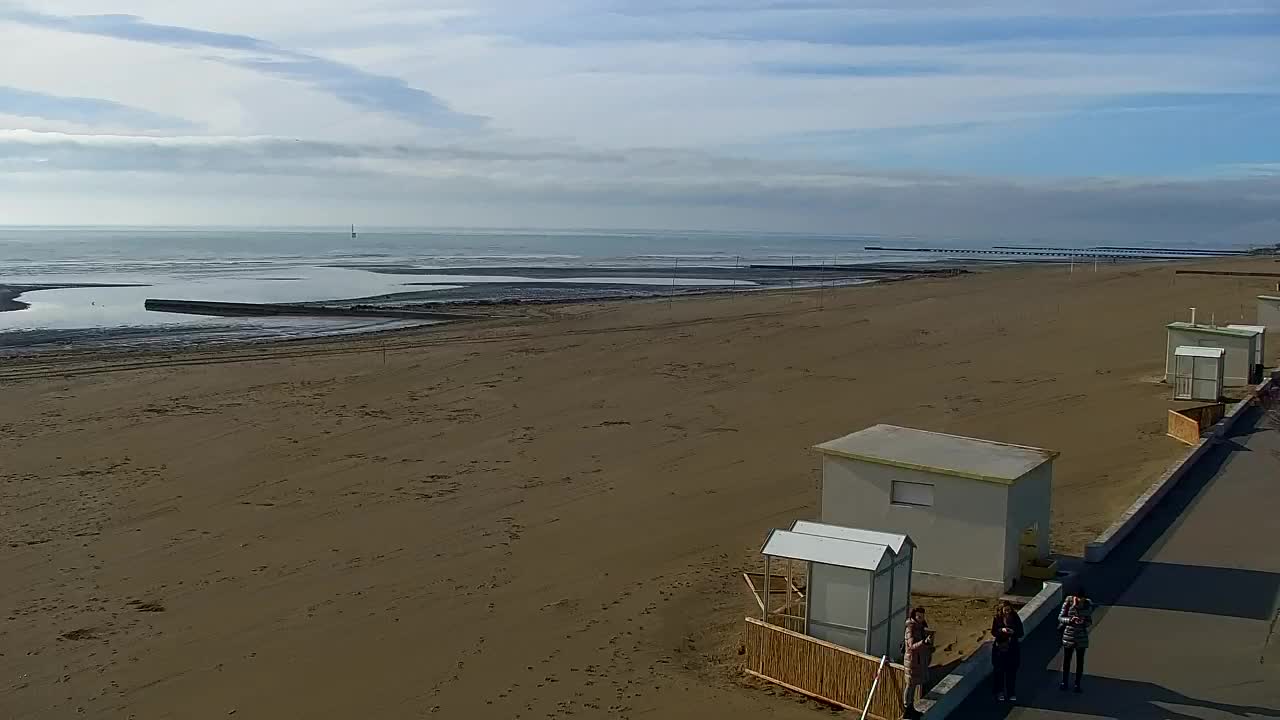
814 424 1057 485
1226 324 1266 335
1167 322 1257 338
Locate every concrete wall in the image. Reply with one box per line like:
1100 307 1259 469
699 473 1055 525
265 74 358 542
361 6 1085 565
820 456 1010 592
1002 462 1052 583
1165 328 1256 386
1259 298 1280 338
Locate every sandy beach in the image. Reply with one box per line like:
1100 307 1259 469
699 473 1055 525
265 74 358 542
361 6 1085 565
1 258 1276 719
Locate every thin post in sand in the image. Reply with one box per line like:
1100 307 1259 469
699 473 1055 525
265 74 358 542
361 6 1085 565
670 258 678 310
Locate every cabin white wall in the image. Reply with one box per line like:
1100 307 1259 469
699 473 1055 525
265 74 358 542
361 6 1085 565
819 456 1010 588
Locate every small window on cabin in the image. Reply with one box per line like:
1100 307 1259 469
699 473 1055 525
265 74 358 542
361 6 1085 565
891 480 934 507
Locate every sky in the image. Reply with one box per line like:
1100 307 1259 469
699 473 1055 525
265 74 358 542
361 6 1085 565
0 0 1278 243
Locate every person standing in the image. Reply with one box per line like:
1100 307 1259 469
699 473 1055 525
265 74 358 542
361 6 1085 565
991 601 1024 702
1059 587 1093 692
902 606 933 719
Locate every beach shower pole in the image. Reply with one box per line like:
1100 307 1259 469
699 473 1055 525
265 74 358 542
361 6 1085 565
831 255 838 304
818 259 825 311
670 258 678 309
861 656 889 720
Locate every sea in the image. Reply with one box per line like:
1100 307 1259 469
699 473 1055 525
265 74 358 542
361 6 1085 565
0 226 1245 354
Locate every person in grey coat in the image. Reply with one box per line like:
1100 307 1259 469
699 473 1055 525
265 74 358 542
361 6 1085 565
1058 587 1093 692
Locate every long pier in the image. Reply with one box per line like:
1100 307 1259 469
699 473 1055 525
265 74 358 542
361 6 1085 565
864 246 1243 260
993 245 1248 256
863 246 1136 259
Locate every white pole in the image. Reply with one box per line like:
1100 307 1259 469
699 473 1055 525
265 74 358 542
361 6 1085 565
861 656 889 720
669 258 678 310
1191 307 1197 326
762 555 771 620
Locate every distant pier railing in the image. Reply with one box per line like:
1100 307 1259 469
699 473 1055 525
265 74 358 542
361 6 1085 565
863 246 1241 260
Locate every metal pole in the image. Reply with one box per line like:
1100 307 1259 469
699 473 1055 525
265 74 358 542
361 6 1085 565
670 258 678 310
861 656 889 720
762 555 771 620
786 559 793 620
821 257 832 310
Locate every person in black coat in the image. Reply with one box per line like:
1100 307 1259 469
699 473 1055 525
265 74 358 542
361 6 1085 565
991 601 1024 701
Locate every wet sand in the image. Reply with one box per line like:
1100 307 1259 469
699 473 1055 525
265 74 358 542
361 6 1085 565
0 286 26 311
0 258 1276 719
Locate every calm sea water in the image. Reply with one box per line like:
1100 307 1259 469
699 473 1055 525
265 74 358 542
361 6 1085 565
0 226 1239 351
0 226 947 273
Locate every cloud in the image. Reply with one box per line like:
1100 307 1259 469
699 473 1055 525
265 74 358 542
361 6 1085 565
755 61 953 77
457 1 1280 47
0 5 485 130
0 128 1276 245
0 1 1275 239
0 85 191 129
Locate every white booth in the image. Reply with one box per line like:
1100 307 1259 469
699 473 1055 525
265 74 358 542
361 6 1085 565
1226 324 1266 374
1259 296 1280 335
1172 346 1226 401
1165 322 1259 387
816 425 1056 597
790 521 914 658
760 523 912 659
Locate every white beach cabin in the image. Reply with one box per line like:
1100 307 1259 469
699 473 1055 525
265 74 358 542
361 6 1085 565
760 528 902 658
1226 324 1267 374
790 520 914 659
816 425 1056 597
1165 323 1258 387
1258 296 1280 335
1172 346 1226 401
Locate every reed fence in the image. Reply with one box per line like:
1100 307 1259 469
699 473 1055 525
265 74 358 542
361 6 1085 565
744 617 907 720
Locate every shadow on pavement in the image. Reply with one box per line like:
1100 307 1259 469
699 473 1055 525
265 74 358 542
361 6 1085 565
1003 674 1280 719
1109 561 1280 620
951 409 1271 719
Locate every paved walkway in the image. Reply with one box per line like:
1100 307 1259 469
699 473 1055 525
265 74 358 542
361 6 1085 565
954 408 1280 719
